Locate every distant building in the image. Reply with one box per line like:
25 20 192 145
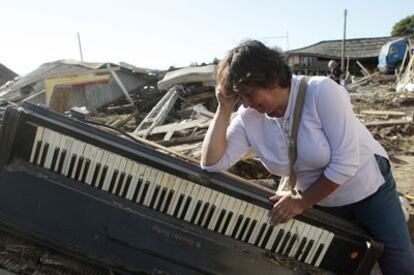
0 63 18 87
285 36 412 76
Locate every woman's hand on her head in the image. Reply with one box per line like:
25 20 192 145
268 192 310 225
215 87 237 110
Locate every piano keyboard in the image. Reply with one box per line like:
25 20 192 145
29 126 334 267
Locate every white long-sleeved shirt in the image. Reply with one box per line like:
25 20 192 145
201 75 388 207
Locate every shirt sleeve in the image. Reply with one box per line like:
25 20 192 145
200 113 251 172
316 79 359 184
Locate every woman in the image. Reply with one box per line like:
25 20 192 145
200 40 414 274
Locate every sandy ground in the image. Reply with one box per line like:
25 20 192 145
392 152 414 244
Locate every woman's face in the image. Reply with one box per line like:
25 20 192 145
236 85 289 117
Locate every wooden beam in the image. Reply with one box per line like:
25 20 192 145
133 119 211 137
365 119 412 127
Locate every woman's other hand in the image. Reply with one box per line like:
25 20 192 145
268 192 309 225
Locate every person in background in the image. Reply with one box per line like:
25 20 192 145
328 60 342 84
201 40 414 274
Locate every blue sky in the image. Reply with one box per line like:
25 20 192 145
1 0 412 75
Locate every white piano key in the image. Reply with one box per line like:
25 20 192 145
129 163 148 202
184 184 201 222
137 165 155 204
153 173 171 209
53 134 67 172
207 193 225 230
177 180 195 217
61 137 75 176
242 205 261 241
304 228 324 264
118 159 134 196
314 232 334 267
288 223 311 258
43 131 58 169
102 153 120 191
219 197 236 233
265 223 282 250
248 209 268 244
275 219 295 253
36 128 51 165
201 191 218 226
77 143 92 180
158 172 176 211
167 177 185 215
70 139 86 179
111 157 127 194
227 200 247 237
193 188 212 224
84 146 100 184
236 203 253 239
125 162 141 200
224 199 242 236
30 126 44 163
95 150 110 188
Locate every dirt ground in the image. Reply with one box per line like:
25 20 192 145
350 87 414 244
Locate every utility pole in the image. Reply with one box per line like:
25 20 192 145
341 9 347 75
77 32 84 61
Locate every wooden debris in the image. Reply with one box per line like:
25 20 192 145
132 86 179 138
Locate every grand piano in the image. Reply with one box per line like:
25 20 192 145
0 102 383 274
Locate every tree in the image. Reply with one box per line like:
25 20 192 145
391 15 414 36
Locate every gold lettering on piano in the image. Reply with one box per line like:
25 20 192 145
152 225 201 249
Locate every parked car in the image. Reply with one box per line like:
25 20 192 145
378 37 409 73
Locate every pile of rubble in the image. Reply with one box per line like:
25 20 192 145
1 58 413 186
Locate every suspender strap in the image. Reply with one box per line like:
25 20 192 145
288 77 310 192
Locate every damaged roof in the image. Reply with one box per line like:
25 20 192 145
286 36 411 59
0 63 18 86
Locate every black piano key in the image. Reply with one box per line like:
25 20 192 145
278 232 291 254
149 185 161 209
108 170 119 193
155 187 167 211
244 219 257 242
214 209 226 232
32 140 42 164
271 230 285 253
285 234 298 255
39 143 49 166
254 224 267 246
300 240 314 262
121 175 133 198
237 217 250 240
115 172 126 195
50 148 60 171
190 200 203 223
220 212 233 234
162 190 174 213
138 181 150 204
260 226 274 249
173 194 185 217
179 197 192 220
57 149 67 174
90 163 101 187
197 203 209 226
67 154 77 177
295 238 308 260
74 157 84 180
132 178 143 202
231 215 244 239
203 205 216 228
310 244 324 266
81 159 90 182
97 165 108 190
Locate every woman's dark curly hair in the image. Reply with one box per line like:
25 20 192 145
216 40 292 96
